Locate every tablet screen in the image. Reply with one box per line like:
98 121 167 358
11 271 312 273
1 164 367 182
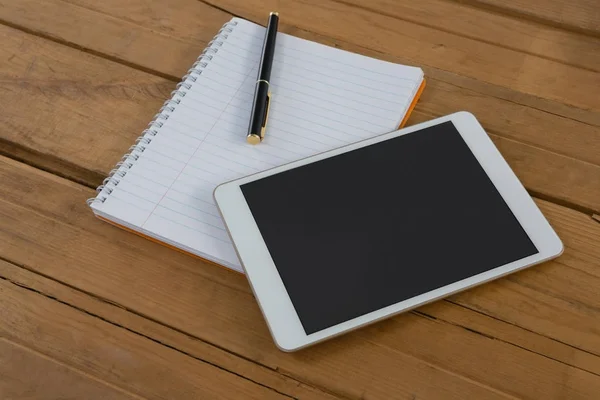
241 121 538 335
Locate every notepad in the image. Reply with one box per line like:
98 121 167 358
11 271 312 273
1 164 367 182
87 17 426 273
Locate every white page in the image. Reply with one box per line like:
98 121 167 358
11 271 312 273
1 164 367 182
91 17 423 272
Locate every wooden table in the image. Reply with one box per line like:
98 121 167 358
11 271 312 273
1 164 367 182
1 0 599 398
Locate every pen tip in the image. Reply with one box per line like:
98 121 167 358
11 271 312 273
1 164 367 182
270 11 279 16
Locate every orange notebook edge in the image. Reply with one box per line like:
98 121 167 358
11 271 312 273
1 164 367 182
93 79 426 273
399 78 426 129
95 215 240 273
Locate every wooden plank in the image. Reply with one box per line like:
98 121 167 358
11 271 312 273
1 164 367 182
417 301 600 376
0 0 227 80
0 20 171 185
0 18 599 213
0 260 340 400
2 158 600 398
1 0 599 118
334 0 600 72
0 265 291 400
466 0 600 36
0 338 141 400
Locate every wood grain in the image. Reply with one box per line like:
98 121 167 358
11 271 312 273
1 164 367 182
418 300 600 376
0 263 290 400
0 9 599 213
334 0 600 71
64 0 600 127
2 0 598 124
0 260 340 400
2 189 599 381
0 22 171 185
2 157 600 399
1 0 599 397
0 0 227 80
200 0 600 112
465 0 600 36
0 338 141 400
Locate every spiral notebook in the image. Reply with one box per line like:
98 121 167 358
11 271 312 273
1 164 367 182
87 17 426 273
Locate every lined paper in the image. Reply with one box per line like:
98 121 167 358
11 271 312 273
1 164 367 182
92 18 423 272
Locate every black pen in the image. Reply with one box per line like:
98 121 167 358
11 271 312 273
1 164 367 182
247 12 279 145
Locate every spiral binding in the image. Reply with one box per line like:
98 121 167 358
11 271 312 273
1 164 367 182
86 20 238 206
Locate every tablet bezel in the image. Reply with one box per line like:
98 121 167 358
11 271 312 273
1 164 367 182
213 111 563 351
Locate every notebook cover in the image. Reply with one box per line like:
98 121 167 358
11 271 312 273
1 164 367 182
95 79 427 273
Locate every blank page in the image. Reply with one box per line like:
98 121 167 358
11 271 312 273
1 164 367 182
91 17 424 272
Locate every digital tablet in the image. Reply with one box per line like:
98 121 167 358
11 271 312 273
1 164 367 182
214 112 563 351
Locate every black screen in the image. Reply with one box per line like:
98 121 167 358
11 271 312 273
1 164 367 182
241 121 538 334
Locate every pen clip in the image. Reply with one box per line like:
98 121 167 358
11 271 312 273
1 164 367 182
260 91 271 140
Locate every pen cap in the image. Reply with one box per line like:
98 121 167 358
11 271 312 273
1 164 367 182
258 13 279 81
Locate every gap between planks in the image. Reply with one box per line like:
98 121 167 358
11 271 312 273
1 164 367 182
0 257 339 400
419 302 600 377
452 0 600 39
198 0 600 126
0 16 179 82
0 276 289 400
1 3 599 397
0 255 285 384
1 0 599 126
2 241 599 380
330 0 599 73
197 0 242 19
0 137 100 189
0 337 148 400
0 257 579 400
3 154 600 397
0 11 597 218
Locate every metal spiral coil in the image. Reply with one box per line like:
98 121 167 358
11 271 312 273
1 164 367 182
86 20 238 206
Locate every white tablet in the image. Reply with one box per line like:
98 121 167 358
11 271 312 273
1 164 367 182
214 112 563 352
